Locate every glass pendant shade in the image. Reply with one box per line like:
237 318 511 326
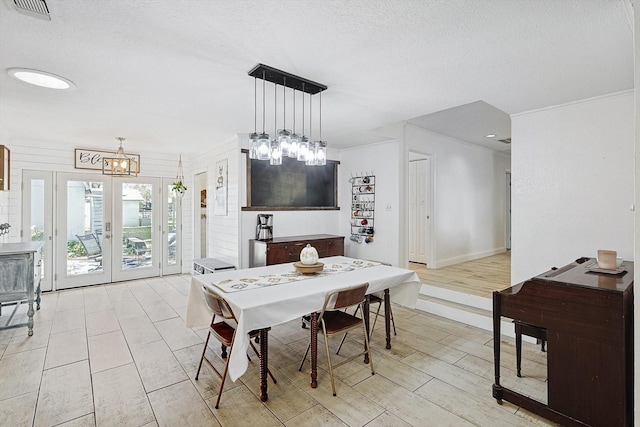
249 132 259 159
305 141 317 166
277 129 291 157
315 141 327 166
257 133 270 160
270 139 282 165
297 136 309 161
289 133 300 158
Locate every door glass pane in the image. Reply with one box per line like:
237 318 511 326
66 180 103 275
122 183 153 270
167 185 178 266
30 179 46 280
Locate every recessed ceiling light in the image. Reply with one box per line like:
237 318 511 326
485 134 496 138
7 68 75 90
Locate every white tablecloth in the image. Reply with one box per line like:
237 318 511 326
185 256 421 381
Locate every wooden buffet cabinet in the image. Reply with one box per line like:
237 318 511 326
249 234 345 267
493 257 634 426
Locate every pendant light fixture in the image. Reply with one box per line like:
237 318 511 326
270 81 282 165
248 77 259 159
103 137 138 177
257 70 270 161
289 87 299 158
276 77 291 157
247 64 328 166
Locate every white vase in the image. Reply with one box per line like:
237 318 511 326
300 244 319 265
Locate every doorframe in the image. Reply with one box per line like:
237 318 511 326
506 170 512 251
193 171 207 259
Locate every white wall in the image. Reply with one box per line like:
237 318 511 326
190 136 241 268
338 140 402 265
404 125 511 268
511 91 635 284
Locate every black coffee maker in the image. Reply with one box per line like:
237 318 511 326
256 214 273 240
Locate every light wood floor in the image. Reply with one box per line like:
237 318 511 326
0 273 555 427
410 252 511 299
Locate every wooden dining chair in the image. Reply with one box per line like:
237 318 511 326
298 282 374 396
195 286 277 409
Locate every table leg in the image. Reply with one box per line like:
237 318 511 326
363 296 370 364
492 292 503 403
310 312 318 388
384 289 391 349
259 328 268 402
36 282 41 310
27 299 34 337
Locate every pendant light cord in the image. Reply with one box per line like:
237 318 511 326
292 87 296 133
283 77 286 129
302 83 305 135
262 70 266 134
254 77 257 133
319 91 322 140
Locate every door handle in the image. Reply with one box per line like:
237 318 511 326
104 235 111 239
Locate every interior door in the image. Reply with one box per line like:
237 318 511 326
408 158 430 264
55 172 112 289
22 170 54 291
111 178 161 282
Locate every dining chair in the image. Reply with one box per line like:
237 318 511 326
336 261 396 355
195 286 277 409
298 282 374 396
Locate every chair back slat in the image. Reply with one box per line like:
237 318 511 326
202 286 236 321
324 283 368 311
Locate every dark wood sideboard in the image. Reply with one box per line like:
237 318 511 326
493 258 634 427
249 234 345 267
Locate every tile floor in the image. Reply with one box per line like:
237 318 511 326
0 274 556 427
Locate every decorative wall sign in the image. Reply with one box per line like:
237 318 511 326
214 159 228 216
74 148 140 173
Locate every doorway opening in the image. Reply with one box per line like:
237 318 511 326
194 172 207 259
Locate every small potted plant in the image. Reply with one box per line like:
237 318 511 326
172 180 187 196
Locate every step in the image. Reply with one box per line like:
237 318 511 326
415 285 534 342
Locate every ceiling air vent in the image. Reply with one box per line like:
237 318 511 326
13 0 50 20
498 138 511 144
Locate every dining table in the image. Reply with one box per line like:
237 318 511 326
185 256 421 402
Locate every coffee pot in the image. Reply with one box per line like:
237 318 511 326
256 214 273 240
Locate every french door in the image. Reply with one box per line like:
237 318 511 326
22 170 54 291
27 172 181 290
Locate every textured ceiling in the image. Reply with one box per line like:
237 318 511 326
0 0 634 155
